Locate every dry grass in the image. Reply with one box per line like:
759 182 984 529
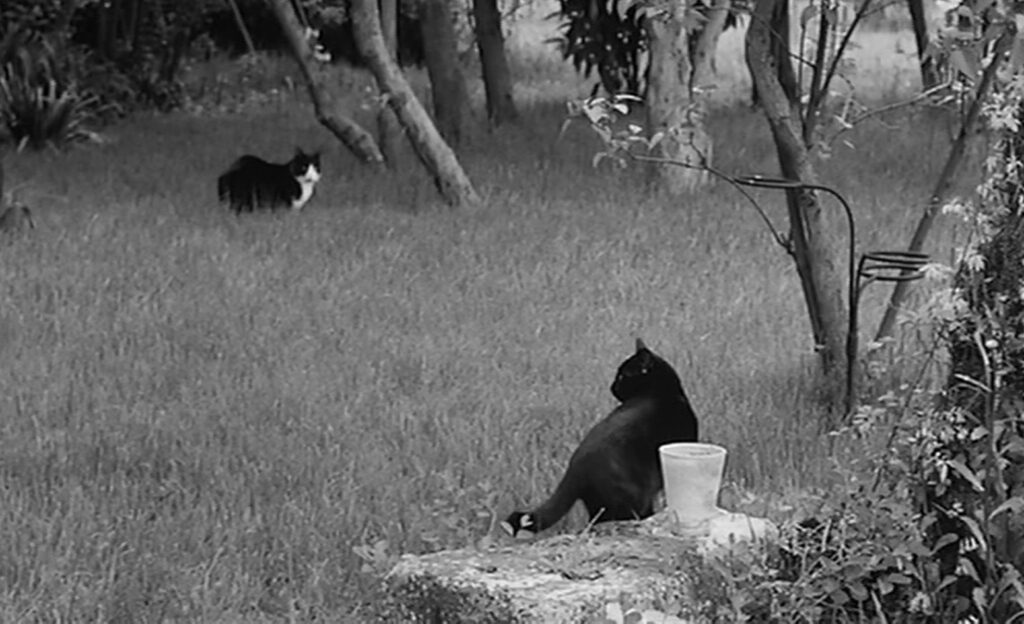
0 18 973 621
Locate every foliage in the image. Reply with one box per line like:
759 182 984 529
680 73 1024 618
550 0 647 96
0 38 101 150
549 0 742 97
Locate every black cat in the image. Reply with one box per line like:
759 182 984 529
217 148 321 213
502 339 699 537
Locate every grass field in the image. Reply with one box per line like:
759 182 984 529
0 17 975 622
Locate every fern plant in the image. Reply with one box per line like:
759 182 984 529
0 38 99 150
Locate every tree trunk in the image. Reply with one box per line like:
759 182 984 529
351 0 481 208
420 0 468 147
266 0 384 165
689 0 731 90
907 0 939 89
746 0 849 395
751 0 797 108
472 0 518 126
226 0 255 56
643 3 710 193
875 30 1011 341
377 0 403 166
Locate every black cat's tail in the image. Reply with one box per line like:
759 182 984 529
502 473 581 537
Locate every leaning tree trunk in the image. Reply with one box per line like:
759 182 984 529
746 0 849 398
875 30 1011 341
472 0 518 126
643 2 711 193
351 0 480 208
907 0 940 89
377 0 403 166
420 0 469 147
266 0 383 164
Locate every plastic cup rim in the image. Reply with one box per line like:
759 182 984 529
658 442 727 458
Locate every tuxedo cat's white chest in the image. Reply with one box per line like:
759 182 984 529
291 165 322 210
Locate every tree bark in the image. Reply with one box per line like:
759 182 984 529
752 0 797 108
266 0 384 165
689 0 731 90
377 0 403 166
907 0 940 89
351 0 481 208
472 0 518 126
420 0 469 147
643 3 711 193
746 0 849 391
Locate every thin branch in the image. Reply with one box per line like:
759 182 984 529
827 81 952 148
623 150 791 253
804 0 875 142
819 0 874 111
804 2 832 141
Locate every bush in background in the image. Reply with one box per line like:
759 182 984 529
0 38 102 150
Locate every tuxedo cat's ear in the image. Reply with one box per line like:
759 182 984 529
635 338 648 352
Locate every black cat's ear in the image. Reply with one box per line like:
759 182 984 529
635 338 648 352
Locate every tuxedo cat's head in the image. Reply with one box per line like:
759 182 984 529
610 338 685 402
288 148 321 184
288 148 321 210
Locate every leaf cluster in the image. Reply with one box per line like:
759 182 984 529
0 38 104 150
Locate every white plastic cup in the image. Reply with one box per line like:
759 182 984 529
659 443 727 528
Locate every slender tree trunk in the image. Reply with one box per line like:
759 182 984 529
266 0 384 164
747 0 849 394
420 0 468 147
377 0 403 166
226 0 255 56
643 3 710 193
351 0 481 208
907 0 939 89
875 31 1011 341
472 0 518 126
752 0 797 107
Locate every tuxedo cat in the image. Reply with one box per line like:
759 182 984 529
502 339 699 537
217 148 321 213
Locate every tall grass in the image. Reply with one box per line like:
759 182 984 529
0 23 972 621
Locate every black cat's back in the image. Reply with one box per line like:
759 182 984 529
503 339 699 536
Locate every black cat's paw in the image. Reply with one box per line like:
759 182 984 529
501 512 537 538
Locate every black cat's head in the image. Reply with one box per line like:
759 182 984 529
610 338 685 402
501 511 537 539
288 148 321 182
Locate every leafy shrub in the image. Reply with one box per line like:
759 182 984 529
0 38 100 150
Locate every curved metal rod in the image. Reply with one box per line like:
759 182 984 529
730 174 932 418
862 250 930 263
734 174 858 415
